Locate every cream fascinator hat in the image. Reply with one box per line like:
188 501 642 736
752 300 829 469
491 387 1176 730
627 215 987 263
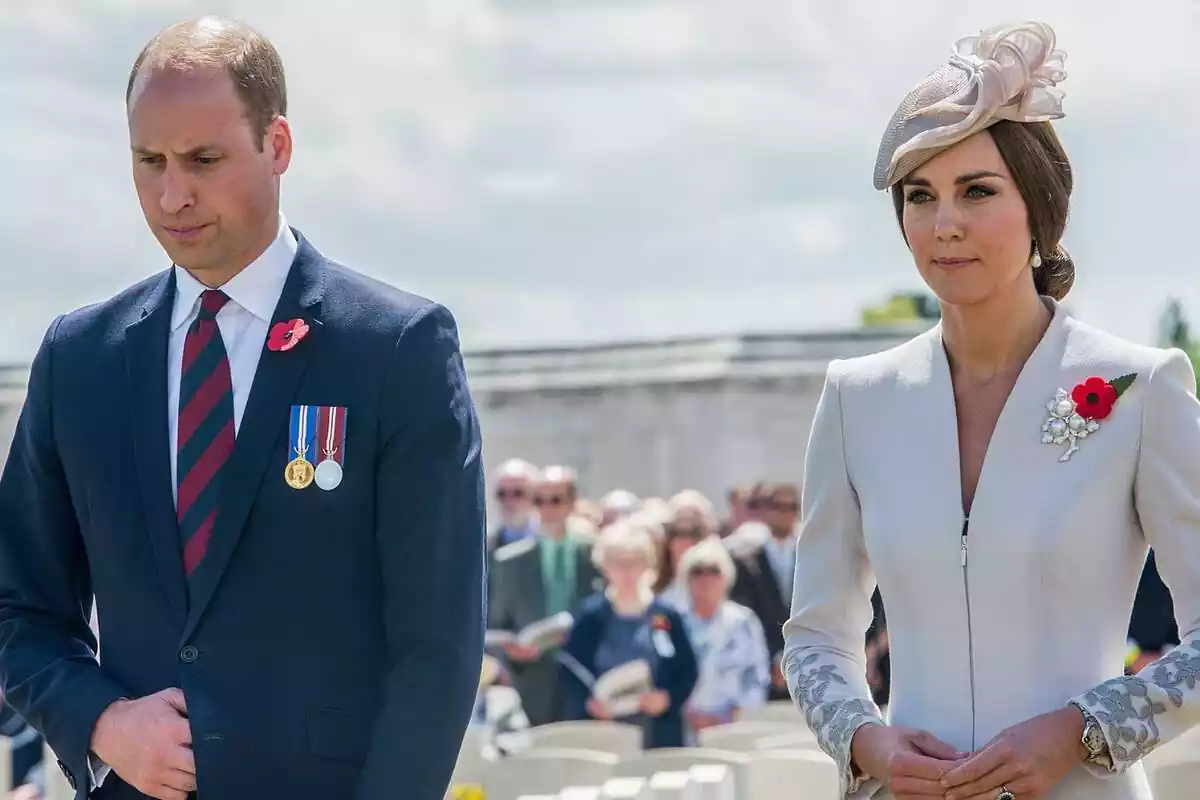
873 22 1068 191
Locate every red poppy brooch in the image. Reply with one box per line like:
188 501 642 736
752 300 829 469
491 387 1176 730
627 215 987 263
1042 373 1136 461
268 318 310 352
651 614 671 632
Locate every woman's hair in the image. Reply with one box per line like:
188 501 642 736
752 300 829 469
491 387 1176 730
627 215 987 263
890 120 1076 301
678 537 736 589
593 518 658 571
651 489 720 593
666 489 719 533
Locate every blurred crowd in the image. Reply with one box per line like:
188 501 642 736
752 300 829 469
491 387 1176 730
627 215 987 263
476 457 1180 753
478 458 892 751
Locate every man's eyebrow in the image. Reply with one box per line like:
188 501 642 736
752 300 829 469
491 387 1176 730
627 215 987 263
131 145 222 157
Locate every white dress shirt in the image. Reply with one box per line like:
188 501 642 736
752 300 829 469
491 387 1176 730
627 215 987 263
89 215 296 791
167 215 297 501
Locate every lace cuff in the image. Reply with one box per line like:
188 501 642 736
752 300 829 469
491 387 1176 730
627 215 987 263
785 651 886 798
1068 635 1200 776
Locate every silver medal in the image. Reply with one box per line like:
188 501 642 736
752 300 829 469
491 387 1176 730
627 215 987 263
314 459 343 491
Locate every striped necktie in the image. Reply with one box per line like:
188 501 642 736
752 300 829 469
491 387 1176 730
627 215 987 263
177 289 235 579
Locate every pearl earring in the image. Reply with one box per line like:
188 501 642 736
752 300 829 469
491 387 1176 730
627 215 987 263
1031 244 1043 269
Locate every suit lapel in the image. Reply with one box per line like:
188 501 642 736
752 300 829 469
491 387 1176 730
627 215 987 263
183 236 326 640
754 548 786 616
124 270 188 626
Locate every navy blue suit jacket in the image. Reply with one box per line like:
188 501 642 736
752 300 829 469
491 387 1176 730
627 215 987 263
0 232 487 799
559 594 697 749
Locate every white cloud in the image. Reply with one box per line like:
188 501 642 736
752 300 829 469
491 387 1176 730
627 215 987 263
0 0 1196 362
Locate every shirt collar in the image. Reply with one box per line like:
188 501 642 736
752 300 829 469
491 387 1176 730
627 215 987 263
170 214 299 331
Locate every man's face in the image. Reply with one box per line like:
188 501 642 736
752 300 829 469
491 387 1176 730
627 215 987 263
495 476 533 524
128 68 291 283
533 480 574 526
763 489 799 537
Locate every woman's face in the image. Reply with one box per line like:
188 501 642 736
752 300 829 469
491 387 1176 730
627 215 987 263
687 566 726 609
604 551 649 593
667 518 703 567
900 131 1034 309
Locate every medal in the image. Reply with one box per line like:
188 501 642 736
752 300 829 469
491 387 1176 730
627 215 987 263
313 405 347 491
285 456 315 490
286 405 317 489
314 460 342 491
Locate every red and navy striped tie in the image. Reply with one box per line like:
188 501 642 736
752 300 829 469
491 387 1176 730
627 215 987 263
177 289 235 578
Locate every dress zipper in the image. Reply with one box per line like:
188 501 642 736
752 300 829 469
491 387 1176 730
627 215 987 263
961 515 977 751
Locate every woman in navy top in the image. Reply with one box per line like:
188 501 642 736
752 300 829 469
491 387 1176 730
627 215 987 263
559 519 698 748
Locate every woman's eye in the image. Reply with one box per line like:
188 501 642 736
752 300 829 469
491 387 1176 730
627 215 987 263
905 189 932 204
965 184 995 198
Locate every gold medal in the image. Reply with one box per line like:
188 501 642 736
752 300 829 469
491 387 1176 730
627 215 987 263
285 456 315 490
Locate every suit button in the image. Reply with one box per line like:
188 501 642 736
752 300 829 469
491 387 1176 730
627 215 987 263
180 645 199 663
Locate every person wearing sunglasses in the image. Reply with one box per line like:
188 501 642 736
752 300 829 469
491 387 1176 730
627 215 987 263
727 482 801 701
489 466 601 727
490 458 540 552
678 538 770 741
653 490 719 611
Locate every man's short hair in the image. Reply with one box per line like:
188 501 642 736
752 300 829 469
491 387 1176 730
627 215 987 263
495 458 539 483
538 465 578 496
127 16 287 146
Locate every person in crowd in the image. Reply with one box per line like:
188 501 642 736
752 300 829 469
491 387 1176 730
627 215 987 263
600 489 642 527
864 588 890 707
574 497 604 531
721 480 771 550
489 458 540 552
1126 550 1178 673
677 538 770 741
0 16 484 800
559 520 698 749
489 466 601 726
718 485 754 538
784 21 1200 800
653 489 719 610
728 481 799 700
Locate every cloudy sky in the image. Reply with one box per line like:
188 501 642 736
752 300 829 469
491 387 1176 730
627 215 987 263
1 1 1198 361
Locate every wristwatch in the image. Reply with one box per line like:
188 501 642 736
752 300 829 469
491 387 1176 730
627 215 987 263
1073 704 1112 768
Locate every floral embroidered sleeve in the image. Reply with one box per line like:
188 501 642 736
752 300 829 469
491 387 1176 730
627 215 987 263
782 361 886 798
1068 349 1200 775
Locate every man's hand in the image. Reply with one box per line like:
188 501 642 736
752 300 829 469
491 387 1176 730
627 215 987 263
502 642 541 663
850 723 968 798
939 708 1085 800
89 688 196 800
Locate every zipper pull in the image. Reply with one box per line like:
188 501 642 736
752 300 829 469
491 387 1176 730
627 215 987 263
960 517 969 567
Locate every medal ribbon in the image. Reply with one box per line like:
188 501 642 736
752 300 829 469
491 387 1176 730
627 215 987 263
316 406 347 466
289 405 316 461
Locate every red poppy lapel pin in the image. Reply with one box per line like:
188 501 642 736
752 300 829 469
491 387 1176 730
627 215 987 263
651 613 671 632
268 318 310 352
1042 373 1137 462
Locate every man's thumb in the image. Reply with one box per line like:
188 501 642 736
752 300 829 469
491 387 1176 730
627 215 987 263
161 688 189 716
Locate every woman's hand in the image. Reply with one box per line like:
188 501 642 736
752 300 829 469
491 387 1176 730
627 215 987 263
638 690 671 717
939 708 1085 800
685 708 724 731
586 697 612 720
851 723 968 798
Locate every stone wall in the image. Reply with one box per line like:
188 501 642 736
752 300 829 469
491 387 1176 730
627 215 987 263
0 323 924 510
473 373 825 504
